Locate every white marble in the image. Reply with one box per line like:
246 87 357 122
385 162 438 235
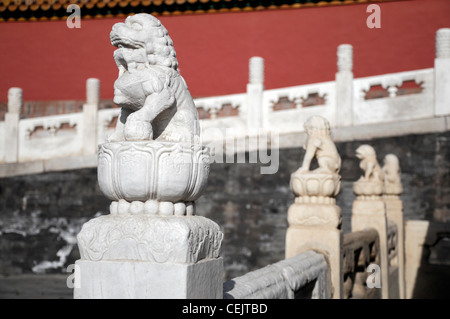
247 56 265 130
107 13 200 144
4 88 22 163
337 44 353 73
435 28 450 116
383 154 403 195
285 115 343 299
7 87 22 114
97 141 210 210
74 258 223 299
353 144 384 196
86 78 100 105
336 44 353 127
77 214 222 263
74 13 223 299
351 144 398 299
436 28 450 59
224 250 329 299
83 79 100 155
290 115 341 202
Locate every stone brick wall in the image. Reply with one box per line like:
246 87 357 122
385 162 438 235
0 131 448 279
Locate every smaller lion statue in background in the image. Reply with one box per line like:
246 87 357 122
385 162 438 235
295 115 341 175
355 144 383 183
108 13 200 144
382 154 403 195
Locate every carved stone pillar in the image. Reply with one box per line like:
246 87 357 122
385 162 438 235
5 87 22 163
351 145 389 299
335 44 354 127
246 56 265 131
285 115 343 299
82 78 99 155
382 154 405 299
435 28 450 116
74 14 223 299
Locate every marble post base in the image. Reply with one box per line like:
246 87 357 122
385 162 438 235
352 198 389 299
74 213 224 299
285 203 343 299
74 258 223 299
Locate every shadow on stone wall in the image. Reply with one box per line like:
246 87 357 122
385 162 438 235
411 224 450 298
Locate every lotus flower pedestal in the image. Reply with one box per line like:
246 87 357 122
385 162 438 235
285 171 343 299
73 141 223 299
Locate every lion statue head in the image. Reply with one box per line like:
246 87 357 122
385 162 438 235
110 13 178 111
107 13 199 143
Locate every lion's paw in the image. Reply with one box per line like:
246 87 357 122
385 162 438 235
160 131 186 143
124 120 153 141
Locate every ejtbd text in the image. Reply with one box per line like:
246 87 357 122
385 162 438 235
182 303 268 316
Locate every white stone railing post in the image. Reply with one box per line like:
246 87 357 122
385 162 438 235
285 116 343 299
246 56 265 131
4 87 22 163
82 78 99 155
382 154 405 299
335 44 354 127
74 14 224 299
351 145 390 298
434 28 450 117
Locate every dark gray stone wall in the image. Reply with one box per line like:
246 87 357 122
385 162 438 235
0 131 449 280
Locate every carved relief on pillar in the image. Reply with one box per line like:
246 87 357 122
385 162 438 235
97 141 210 216
77 213 222 263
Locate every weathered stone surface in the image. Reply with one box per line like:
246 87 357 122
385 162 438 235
77 214 222 263
74 258 223 299
108 14 199 144
223 250 329 299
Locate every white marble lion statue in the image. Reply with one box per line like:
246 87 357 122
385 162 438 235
108 13 200 144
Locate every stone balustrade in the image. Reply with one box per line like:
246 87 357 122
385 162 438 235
1 28 449 177
0 18 447 300
220 117 407 299
223 250 329 299
342 229 380 299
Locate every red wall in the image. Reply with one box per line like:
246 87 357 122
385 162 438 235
0 0 449 102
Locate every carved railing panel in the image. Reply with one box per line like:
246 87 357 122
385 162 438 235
18 113 84 162
223 250 329 299
353 68 434 125
387 220 398 267
343 228 380 299
263 81 336 132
